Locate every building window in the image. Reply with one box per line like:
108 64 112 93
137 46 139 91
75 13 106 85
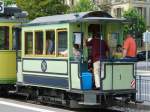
25 32 33 55
116 8 122 17
93 0 96 3
70 0 74 5
35 31 43 55
136 7 143 16
0 26 9 50
46 30 55 55
144 7 147 23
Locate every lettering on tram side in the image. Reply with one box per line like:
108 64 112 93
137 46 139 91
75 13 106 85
0 1 4 13
41 60 47 72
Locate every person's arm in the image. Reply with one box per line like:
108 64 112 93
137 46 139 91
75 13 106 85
60 50 68 56
86 38 93 46
122 48 127 57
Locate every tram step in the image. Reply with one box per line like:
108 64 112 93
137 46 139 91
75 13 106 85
78 101 100 106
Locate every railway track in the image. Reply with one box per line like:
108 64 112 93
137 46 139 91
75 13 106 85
1 91 150 112
1 92 123 112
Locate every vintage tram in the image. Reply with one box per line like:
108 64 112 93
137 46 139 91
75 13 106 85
16 11 136 108
0 7 25 95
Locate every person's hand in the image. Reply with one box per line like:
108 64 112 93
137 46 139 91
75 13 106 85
83 38 87 47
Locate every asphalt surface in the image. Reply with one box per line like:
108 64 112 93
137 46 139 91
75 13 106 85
0 98 73 112
0 97 118 112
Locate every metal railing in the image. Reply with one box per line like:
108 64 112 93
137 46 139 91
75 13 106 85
136 75 150 102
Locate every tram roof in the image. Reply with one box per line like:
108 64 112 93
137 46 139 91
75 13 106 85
0 17 24 23
23 11 127 26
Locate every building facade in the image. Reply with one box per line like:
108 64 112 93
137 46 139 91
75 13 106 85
64 0 79 6
64 0 150 28
110 0 150 28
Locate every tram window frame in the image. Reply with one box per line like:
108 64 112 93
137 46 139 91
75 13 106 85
12 28 21 50
57 29 68 57
45 30 55 56
25 32 33 55
35 31 44 55
0 26 9 50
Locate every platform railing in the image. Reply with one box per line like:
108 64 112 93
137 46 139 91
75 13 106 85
136 75 150 102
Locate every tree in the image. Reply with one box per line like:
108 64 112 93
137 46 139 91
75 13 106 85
98 0 111 13
68 0 100 13
123 8 146 46
16 0 69 20
3 0 16 6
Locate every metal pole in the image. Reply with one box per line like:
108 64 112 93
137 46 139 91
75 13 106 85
146 41 148 70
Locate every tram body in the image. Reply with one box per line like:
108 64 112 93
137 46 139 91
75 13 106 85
0 19 22 92
17 11 136 107
0 7 25 94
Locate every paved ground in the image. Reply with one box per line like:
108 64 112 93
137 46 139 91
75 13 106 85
0 98 118 112
0 98 73 112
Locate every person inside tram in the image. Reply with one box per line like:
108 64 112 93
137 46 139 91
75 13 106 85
113 44 123 58
84 33 109 89
59 44 81 60
46 36 54 54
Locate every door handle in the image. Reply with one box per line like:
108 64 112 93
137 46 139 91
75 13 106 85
120 74 121 80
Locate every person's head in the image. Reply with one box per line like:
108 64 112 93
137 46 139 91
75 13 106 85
93 33 100 38
73 44 79 50
116 44 122 52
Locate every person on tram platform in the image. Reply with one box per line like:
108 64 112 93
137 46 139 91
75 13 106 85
122 33 137 60
85 33 109 89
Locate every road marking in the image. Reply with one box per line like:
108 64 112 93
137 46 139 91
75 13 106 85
0 101 55 112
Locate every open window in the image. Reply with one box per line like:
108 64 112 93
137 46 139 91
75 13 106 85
13 28 21 50
25 32 33 55
35 31 43 55
46 30 55 55
57 29 68 57
0 26 9 50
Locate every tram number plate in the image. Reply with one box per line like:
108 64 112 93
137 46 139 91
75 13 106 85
0 1 4 13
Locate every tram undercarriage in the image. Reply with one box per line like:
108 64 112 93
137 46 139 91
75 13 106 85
15 83 136 108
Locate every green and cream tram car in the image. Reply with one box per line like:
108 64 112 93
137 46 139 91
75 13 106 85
17 11 136 108
0 7 24 94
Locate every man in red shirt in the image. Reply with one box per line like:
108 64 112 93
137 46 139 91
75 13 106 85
123 34 137 58
86 34 109 89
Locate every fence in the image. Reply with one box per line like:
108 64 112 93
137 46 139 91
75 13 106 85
136 75 150 102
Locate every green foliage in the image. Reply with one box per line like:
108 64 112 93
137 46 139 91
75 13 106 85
3 0 16 6
123 8 146 38
98 1 111 12
16 0 69 20
68 0 100 13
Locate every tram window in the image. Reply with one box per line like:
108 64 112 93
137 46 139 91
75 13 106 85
0 26 9 50
13 28 21 50
46 30 55 55
25 32 33 54
35 31 43 55
58 31 67 56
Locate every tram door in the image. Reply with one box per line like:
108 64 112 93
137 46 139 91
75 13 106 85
88 24 101 36
87 24 103 71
